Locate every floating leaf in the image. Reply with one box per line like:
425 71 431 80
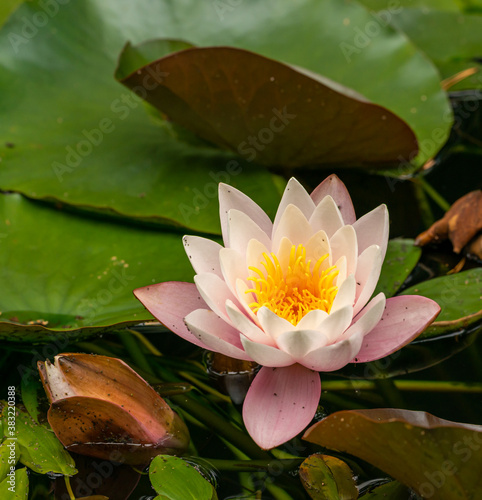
0 193 198 343
299 454 358 500
120 46 418 168
401 268 482 337
304 408 482 500
0 440 18 482
374 239 421 298
150 455 217 500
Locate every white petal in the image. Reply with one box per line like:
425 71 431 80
246 239 270 270
309 195 345 238
185 309 252 360
226 300 275 346
183 236 223 278
276 329 329 359
194 273 233 322
353 245 383 316
353 204 389 260
343 293 386 340
241 336 294 367
318 304 353 344
228 209 271 255
219 247 248 296
330 225 358 277
298 329 364 371
330 274 356 313
257 307 294 341
274 236 294 270
334 255 347 285
305 230 331 269
235 278 261 325
295 309 329 330
272 204 313 252
219 183 272 247
273 178 316 237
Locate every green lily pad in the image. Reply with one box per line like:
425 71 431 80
304 408 482 500
0 440 19 482
401 268 482 337
0 403 76 476
299 454 358 500
0 0 450 224
150 455 217 500
119 46 418 168
374 239 421 298
0 193 196 343
0 467 28 499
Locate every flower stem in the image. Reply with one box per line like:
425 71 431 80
417 176 451 212
374 378 407 408
118 329 155 375
321 380 482 393
412 178 435 227
201 458 303 472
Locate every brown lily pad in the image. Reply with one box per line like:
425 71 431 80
119 46 418 168
303 408 482 500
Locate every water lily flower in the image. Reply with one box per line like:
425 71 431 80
134 175 440 449
38 353 189 465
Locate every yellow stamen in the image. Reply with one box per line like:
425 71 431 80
246 244 338 326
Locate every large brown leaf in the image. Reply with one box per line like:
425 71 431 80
119 46 418 168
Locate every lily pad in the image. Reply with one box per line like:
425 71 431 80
0 193 195 343
374 239 421 298
0 0 450 224
400 268 482 337
150 455 217 500
304 408 482 500
299 454 358 500
119 46 418 168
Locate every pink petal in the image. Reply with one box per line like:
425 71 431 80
353 204 389 260
194 273 235 323
273 178 316 237
183 236 223 278
330 225 358 277
309 195 345 238
185 309 252 361
352 295 441 363
219 183 272 247
299 329 364 371
353 244 383 316
243 365 321 449
226 300 275 346
133 282 208 349
310 174 356 225
272 204 312 252
228 209 271 255
240 336 294 367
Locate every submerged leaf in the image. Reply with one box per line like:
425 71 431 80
304 408 482 500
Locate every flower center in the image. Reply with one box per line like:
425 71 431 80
246 244 338 326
